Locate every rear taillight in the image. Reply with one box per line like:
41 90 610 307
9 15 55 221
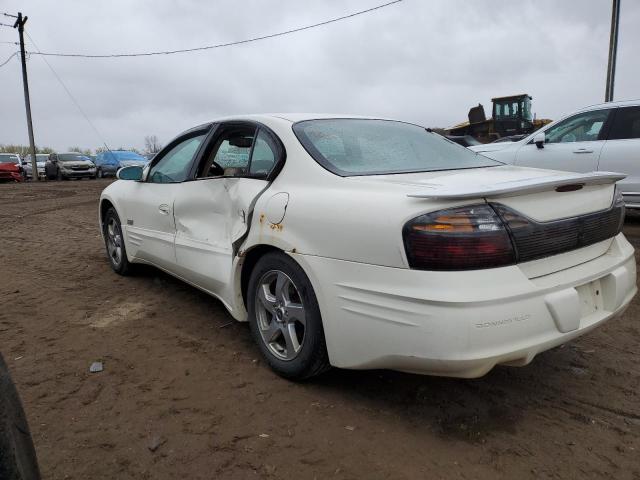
403 204 515 271
613 185 626 231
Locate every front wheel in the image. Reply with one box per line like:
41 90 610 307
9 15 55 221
97 168 103 178
247 252 330 380
102 207 132 275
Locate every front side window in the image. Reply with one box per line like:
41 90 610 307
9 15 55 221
293 119 500 176
544 109 610 144
608 106 640 140
148 134 205 183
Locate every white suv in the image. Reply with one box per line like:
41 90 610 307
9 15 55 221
470 100 640 207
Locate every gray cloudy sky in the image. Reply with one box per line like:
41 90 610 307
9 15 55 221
1 0 638 152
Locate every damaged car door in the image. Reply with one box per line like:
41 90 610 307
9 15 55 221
172 123 282 302
121 129 208 268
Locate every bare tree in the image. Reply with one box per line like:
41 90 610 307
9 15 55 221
144 135 162 154
68 146 93 156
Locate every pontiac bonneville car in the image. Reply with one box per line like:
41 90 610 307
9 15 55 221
99 114 636 380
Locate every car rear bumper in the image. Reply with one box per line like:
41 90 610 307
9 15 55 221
292 233 636 377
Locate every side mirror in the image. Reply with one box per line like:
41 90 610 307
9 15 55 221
533 132 545 149
117 165 143 181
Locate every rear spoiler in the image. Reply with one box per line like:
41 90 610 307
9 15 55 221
407 171 626 200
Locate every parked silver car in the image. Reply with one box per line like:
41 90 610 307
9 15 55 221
22 154 48 180
470 100 640 207
45 153 97 180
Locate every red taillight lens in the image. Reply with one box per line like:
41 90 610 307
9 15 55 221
403 204 516 271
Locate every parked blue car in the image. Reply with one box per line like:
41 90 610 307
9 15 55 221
95 150 147 178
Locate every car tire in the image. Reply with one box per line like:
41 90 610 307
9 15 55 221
97 169 103 179
247 252 330 380
0 354 41 480
56 169 63 181
102 207 133 275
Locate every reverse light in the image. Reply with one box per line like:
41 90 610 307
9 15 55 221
403 205 516 271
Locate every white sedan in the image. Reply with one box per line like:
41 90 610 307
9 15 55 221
99 114 636 380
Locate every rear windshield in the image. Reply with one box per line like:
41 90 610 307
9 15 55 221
293 119 500 176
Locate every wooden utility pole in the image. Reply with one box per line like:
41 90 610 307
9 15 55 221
605 0 621 102
13 12 39 181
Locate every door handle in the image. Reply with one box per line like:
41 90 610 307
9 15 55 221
573 149 594 154
158 204 170 215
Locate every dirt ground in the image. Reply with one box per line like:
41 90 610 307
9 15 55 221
0 179 639 479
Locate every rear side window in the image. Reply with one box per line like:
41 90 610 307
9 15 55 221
608 106 640 140
249 130 277 177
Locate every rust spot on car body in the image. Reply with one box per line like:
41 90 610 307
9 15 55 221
269 223 283 231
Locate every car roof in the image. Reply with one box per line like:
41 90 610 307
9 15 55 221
208 113 393 124
576 99 640 112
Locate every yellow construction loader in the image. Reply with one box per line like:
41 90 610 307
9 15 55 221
445 94 552 143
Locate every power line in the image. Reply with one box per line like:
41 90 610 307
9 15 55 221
25 31 112 152
0 51 18 67
25 0 403 59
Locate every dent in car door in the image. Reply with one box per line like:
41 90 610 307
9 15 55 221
173 178 268 296
514 109 612 173
125 130 209 268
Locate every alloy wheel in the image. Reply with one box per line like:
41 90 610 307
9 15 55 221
255 270 306 361
106 217 123 266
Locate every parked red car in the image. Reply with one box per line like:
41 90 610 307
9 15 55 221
0 153 23 182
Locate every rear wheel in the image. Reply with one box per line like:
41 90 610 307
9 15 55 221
247 252 330 380
0 354 41 480
103 207 132 275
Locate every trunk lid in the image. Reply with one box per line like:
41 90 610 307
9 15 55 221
353 165 623 221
